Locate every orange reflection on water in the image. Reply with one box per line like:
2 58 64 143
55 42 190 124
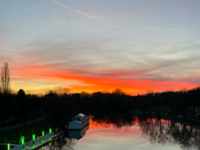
89 115 170 129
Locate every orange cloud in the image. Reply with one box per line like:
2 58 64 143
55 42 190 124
9 60 198 95
2 50 196 95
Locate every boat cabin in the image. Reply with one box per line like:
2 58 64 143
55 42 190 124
73 113 87 122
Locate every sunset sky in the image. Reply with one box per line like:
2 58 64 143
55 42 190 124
0 0 200 95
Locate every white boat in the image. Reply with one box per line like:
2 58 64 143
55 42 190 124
69 113 90 130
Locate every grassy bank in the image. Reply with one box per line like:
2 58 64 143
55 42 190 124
0 118 58 150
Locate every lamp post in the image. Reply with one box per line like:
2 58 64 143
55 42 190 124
32 129 35 140
49 128 52 133
49 124 52 133
7 143 10 150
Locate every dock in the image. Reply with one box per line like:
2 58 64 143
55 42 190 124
7 131 65 150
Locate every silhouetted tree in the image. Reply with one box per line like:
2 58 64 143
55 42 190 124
0 62 11 125
1 62 10 95
17 89 26 97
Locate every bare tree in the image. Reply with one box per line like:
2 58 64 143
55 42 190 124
0 82 2 94
1 62 10 94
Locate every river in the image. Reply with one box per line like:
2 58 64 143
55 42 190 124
41 113 200 150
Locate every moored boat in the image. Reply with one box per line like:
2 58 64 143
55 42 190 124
69 113 89 130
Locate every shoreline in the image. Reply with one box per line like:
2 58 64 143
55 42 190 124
127 110 200 130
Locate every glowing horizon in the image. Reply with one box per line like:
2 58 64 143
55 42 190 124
7 62 199 95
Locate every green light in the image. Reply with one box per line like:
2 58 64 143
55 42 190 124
49 143 51 145
19 136 25 145
32 134 36 140
49 128 52 133
42 131 44 136
42 147 44 150
21 136 25 144
8 143 10 150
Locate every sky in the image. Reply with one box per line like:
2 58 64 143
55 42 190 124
0 0 200 95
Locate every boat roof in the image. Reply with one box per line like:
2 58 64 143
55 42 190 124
74 113 85 118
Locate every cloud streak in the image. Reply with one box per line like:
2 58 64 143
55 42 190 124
4 19 196 32
117 26 200 32
5 19 70 24
51 0 117 28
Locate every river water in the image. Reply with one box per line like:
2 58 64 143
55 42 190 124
72 120 181 150
44 114 200 150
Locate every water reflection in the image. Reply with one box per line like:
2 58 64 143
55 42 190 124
90 111 135 129
90 111 200 150
40 133 77 150
139 119 200 150
68 123 89 140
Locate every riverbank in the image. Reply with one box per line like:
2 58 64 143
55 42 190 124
128 110 200 130
0 116 50 132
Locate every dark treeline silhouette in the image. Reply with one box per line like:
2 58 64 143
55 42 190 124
2 86 200 126
41 87 200 124
0 88 43 126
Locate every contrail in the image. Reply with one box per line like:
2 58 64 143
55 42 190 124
50 0 198 32
50 0 117 28
49 0 193 51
